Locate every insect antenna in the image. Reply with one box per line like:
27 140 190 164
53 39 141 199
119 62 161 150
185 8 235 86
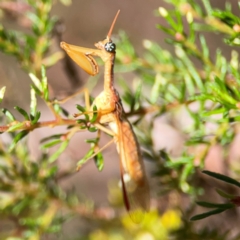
107 10 120 40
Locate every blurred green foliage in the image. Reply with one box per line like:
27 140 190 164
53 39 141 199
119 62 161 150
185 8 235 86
1 0 240 239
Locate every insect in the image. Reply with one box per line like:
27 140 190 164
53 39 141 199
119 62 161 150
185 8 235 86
60 10 149 221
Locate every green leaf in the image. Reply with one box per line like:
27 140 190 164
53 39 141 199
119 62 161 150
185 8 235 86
133 81 142 111
88 126 98 132
31 83 42 96
41 65 49 101
180 163 193 193
201 107 226 117
76 104 89 121
77 148 95 168
94 152 104 171
216 188 235 199
76 104 86 113
190 208 226 221
165 157 191 168
199 34 209 59
156 24 175 36
159 7 182 32
27 12 41 35
195 201 234 209
30 111 41 124
214 76 227 92
77 119 87 125
7 122 25 132
85 138 100 144
2 108 15 121
150 74 162 104
40 134 63 143
168 83 182 100
29 73 43 92
90 105 98 123
0 86 6 103
61 107 69 117
12 198 30 215
53 104 69 116
14 106 29 121
203 170 240 188
175 46 204 91
49 140 69 163
184 73 195 96
41 139 62 148
9 130 29 152
202 0 213 15
30 87 37 116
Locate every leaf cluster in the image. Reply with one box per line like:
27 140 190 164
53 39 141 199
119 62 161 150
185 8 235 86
0 0 240 239
114 0 240 234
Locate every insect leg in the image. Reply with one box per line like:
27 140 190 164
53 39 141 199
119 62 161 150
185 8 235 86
52 87 90 105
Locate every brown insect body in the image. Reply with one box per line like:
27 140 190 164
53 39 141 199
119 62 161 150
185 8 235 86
61 10 149 221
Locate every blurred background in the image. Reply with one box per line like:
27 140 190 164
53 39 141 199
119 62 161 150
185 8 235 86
0 0 240 239
0 0 170 212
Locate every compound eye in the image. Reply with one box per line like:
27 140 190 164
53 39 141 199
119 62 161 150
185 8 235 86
104 42 116 52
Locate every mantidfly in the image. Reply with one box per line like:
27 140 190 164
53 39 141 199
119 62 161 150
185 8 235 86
60 10 149 222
